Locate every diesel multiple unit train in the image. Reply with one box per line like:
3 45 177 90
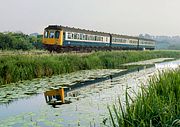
42 25 155 52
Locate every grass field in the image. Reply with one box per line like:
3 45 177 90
1 50 180 85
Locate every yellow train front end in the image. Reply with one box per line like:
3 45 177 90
42 27 63 51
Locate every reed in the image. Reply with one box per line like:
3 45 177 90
1 50 180 85
108 69 180 127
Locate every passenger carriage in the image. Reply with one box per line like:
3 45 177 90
42 25 155 52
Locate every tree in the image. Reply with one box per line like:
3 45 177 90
0 32 34 50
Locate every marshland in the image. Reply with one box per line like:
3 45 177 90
0 50 180 126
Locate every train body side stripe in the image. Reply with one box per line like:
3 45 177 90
63 40 109 47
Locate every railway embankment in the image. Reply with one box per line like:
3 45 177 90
1 50 180 85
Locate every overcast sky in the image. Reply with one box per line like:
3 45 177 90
0 0 180 36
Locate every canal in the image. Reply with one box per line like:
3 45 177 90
0 58 179 127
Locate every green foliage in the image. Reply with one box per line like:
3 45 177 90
0 33 13 50
0 32 43 50
90 50 180 68
0 50 180 85
108 69 180 127
31 35 43 49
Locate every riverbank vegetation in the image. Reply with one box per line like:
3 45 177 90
108 69 180 127
1 50 180 85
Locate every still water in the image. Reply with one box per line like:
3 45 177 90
155 59 180 69
0 59 180 127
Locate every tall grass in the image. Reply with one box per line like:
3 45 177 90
108 69 180 127
1 50 180 85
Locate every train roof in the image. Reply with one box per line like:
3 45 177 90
45 25 155 41
111 34 154 41
138 37 154 41
111 34 139 40
45 25 109 36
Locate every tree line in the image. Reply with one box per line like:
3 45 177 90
0 32 43 50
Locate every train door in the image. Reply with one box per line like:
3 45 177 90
55 30 60 45
54 30 63 46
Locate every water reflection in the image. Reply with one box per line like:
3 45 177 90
155 60 180 69
0 64 159 126
44 87 71 107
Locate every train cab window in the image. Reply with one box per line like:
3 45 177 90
49 31 55 38
44 31 49 38
55 31 60 39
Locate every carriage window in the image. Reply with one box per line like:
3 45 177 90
87 35 90 40
98 36 101 41
89 35 93 40
74 33 77 39
77 34 80 39
112 38 115 42
44 31 49 38
90 36 93 41
55 31 60 39
123 39 126 43
85 35 88 40
102 37 104 41
68 33 72 39
97 36 100 41
92 36 95 41
116 38 119 42
95 36 98 41
82 34 86 40
49 31 55 38
72 33 74 39
80 34 83 40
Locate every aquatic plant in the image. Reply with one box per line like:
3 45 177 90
108 69 180 127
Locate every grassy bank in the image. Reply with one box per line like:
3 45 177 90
1 50 180 85
108 69 180 127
